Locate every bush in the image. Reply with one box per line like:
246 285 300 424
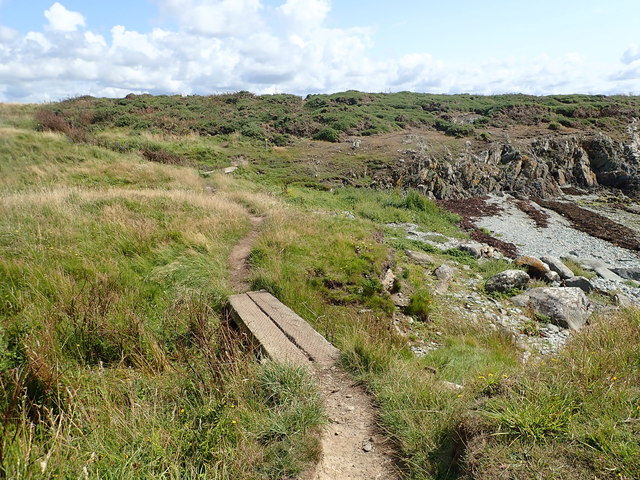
313 127 340 143
405 289 433 321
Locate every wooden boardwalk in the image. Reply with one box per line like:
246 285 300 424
228 290 339 367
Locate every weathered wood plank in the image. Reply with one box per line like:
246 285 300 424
228 293 311 366
247 291 340 366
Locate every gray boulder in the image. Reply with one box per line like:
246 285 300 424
381 268 396 292
564 276 594 293
434 264 455 283
540 255 574 279
511 287 592 330
611 267 640 282
485 270 530 293
434 264 456 293
544 270 561 283
405 250 436 265
459 244 483 258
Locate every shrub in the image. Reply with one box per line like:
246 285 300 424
312 127 340 143
405 289 433 321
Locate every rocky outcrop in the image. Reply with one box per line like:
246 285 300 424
374 127 640 200
511 287 592 330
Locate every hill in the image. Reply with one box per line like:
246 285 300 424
1 94 639 479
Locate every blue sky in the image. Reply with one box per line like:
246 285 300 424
0 0 639 102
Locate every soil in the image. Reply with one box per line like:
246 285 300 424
229 216 264 292
303 367 399 480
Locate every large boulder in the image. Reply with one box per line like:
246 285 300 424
485 270 530 293
515 256 550 277
511 287 592 330
540 255 574 280
565 276 594 293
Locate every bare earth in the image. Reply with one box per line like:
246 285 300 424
228 216 399 479
304 367 399 480
229 215 264 292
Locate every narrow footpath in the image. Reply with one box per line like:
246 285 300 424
228 214 399 479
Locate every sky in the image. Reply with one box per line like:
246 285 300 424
0 0 639 102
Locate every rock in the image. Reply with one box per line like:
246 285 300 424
511 287 592 330
544 271 561 283
405 249 435 265
381 268 396 292
613 293 634 308
434 264 456 294
611 267 640 282
594 266 623 281
564 276 594 293
362 441 373 452
459 244 483 258
441 381 464 391
224 166 238 174
434 264 455 283
485 270 531 293
540 255 574 279
515 256 550 277
391 293 409 308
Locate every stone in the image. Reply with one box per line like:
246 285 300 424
540 255 574 279
405 250 436 265
544 270 561 283
594 266 623 282
381 268 396 292
459 244 483 258
434 264 455 283
362 441 373 452
611 267 640 282
515 256 550 277
564 276 594 293
613 293 633 308
511 287 592 330
485 270 530 293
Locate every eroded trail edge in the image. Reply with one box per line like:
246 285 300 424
229 215 264 292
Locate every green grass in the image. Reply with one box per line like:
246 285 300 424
463 309 640 479
4 95 640 480
0 107 324 479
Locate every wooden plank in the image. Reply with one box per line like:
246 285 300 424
228 294 311 366
247 291 340 366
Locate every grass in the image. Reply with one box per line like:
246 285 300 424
463 309 640 479
3 95 640 479
562 258 596 279
0 107 324 479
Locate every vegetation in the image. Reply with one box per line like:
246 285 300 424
462 309 640 479
2 93 639 479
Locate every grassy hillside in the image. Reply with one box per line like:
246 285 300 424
36 91 640 146
1 98 639 479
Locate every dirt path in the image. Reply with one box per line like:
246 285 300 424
304 366 399 480
228 215 399 479
229 216 264 292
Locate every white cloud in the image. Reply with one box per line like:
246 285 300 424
622 44 640 64
0 1 637 102
278 0 330 31
155 0 263 37
44 2 86 32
